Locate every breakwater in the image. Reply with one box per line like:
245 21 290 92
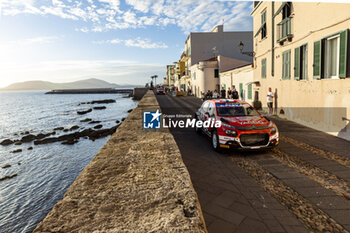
34 90 207 232
45 88 133 94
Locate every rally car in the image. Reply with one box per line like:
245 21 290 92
156 87 166 95
194 99 279 151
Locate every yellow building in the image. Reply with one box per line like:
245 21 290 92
252 1 350 140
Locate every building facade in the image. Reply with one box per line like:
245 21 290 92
191 56 251 98
166 65 175 87
220 64 254 104
252 1 350 139
179 25 253 92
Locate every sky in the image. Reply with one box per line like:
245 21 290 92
0 0 253 87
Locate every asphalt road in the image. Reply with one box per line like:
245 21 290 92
156 93 350 233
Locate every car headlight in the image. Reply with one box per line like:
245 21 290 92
222 123 236 129
268 121 273 127
225 129 237 137
270 127 277 135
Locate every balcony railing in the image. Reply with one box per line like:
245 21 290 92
277 17 293 44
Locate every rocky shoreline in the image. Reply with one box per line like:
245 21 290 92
0 98 134 150
33 90 207 232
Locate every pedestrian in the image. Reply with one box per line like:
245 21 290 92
227 88 232 99
232 86 239 99
213 90 218 99
220 87 226 99
187 87 192 96
209 90 213 99
267 87 274 115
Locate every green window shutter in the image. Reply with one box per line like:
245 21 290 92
294 47 300 80
248 84 252 99
287 50 291 79
282 52 286 80
313 40 321 79
239 83 243 98
305 44 308 80
261 58 266 78
283 50 291 80
339 29 348 78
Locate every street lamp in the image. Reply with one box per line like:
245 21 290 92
238 41 255 57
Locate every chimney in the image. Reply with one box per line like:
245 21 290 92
211 25 223 33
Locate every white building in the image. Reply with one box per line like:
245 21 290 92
220 64 254 104
191 55 251 98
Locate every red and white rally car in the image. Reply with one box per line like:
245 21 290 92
195 99 279 151
156 87 166 95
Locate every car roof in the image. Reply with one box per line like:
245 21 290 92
206 99 247 105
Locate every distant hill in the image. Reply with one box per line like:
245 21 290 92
0 78 142 91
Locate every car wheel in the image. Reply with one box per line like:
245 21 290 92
211 130 221 152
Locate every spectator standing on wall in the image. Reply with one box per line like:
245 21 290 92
220 87 226 99
232 86 239 99
213 90 218 99
227 88 232 99
267 87 274 115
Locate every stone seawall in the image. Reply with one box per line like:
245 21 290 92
34 90 207 232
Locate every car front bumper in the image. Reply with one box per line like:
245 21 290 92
218 133 279 149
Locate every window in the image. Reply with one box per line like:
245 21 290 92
325 35 340 79
261 58 266 78
193 72 196 80
276 2 293 43
282 50 291 79
214 69 219 78
247 84 252 100
261 11 267 39
216 104 260 117
282 2 292 19
294 44 308 80
313 30 348 79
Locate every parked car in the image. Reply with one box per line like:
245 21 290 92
156 87 166 95
194 99 279 151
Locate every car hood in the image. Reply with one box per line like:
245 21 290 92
221 116 270 127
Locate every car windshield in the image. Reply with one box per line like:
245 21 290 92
216 103 260 117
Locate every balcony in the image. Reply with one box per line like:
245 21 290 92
277 17 293 44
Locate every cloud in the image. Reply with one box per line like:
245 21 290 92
95 38 168 49
0 0 253 33
3 36 59 45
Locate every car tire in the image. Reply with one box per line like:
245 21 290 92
211 130 221 152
